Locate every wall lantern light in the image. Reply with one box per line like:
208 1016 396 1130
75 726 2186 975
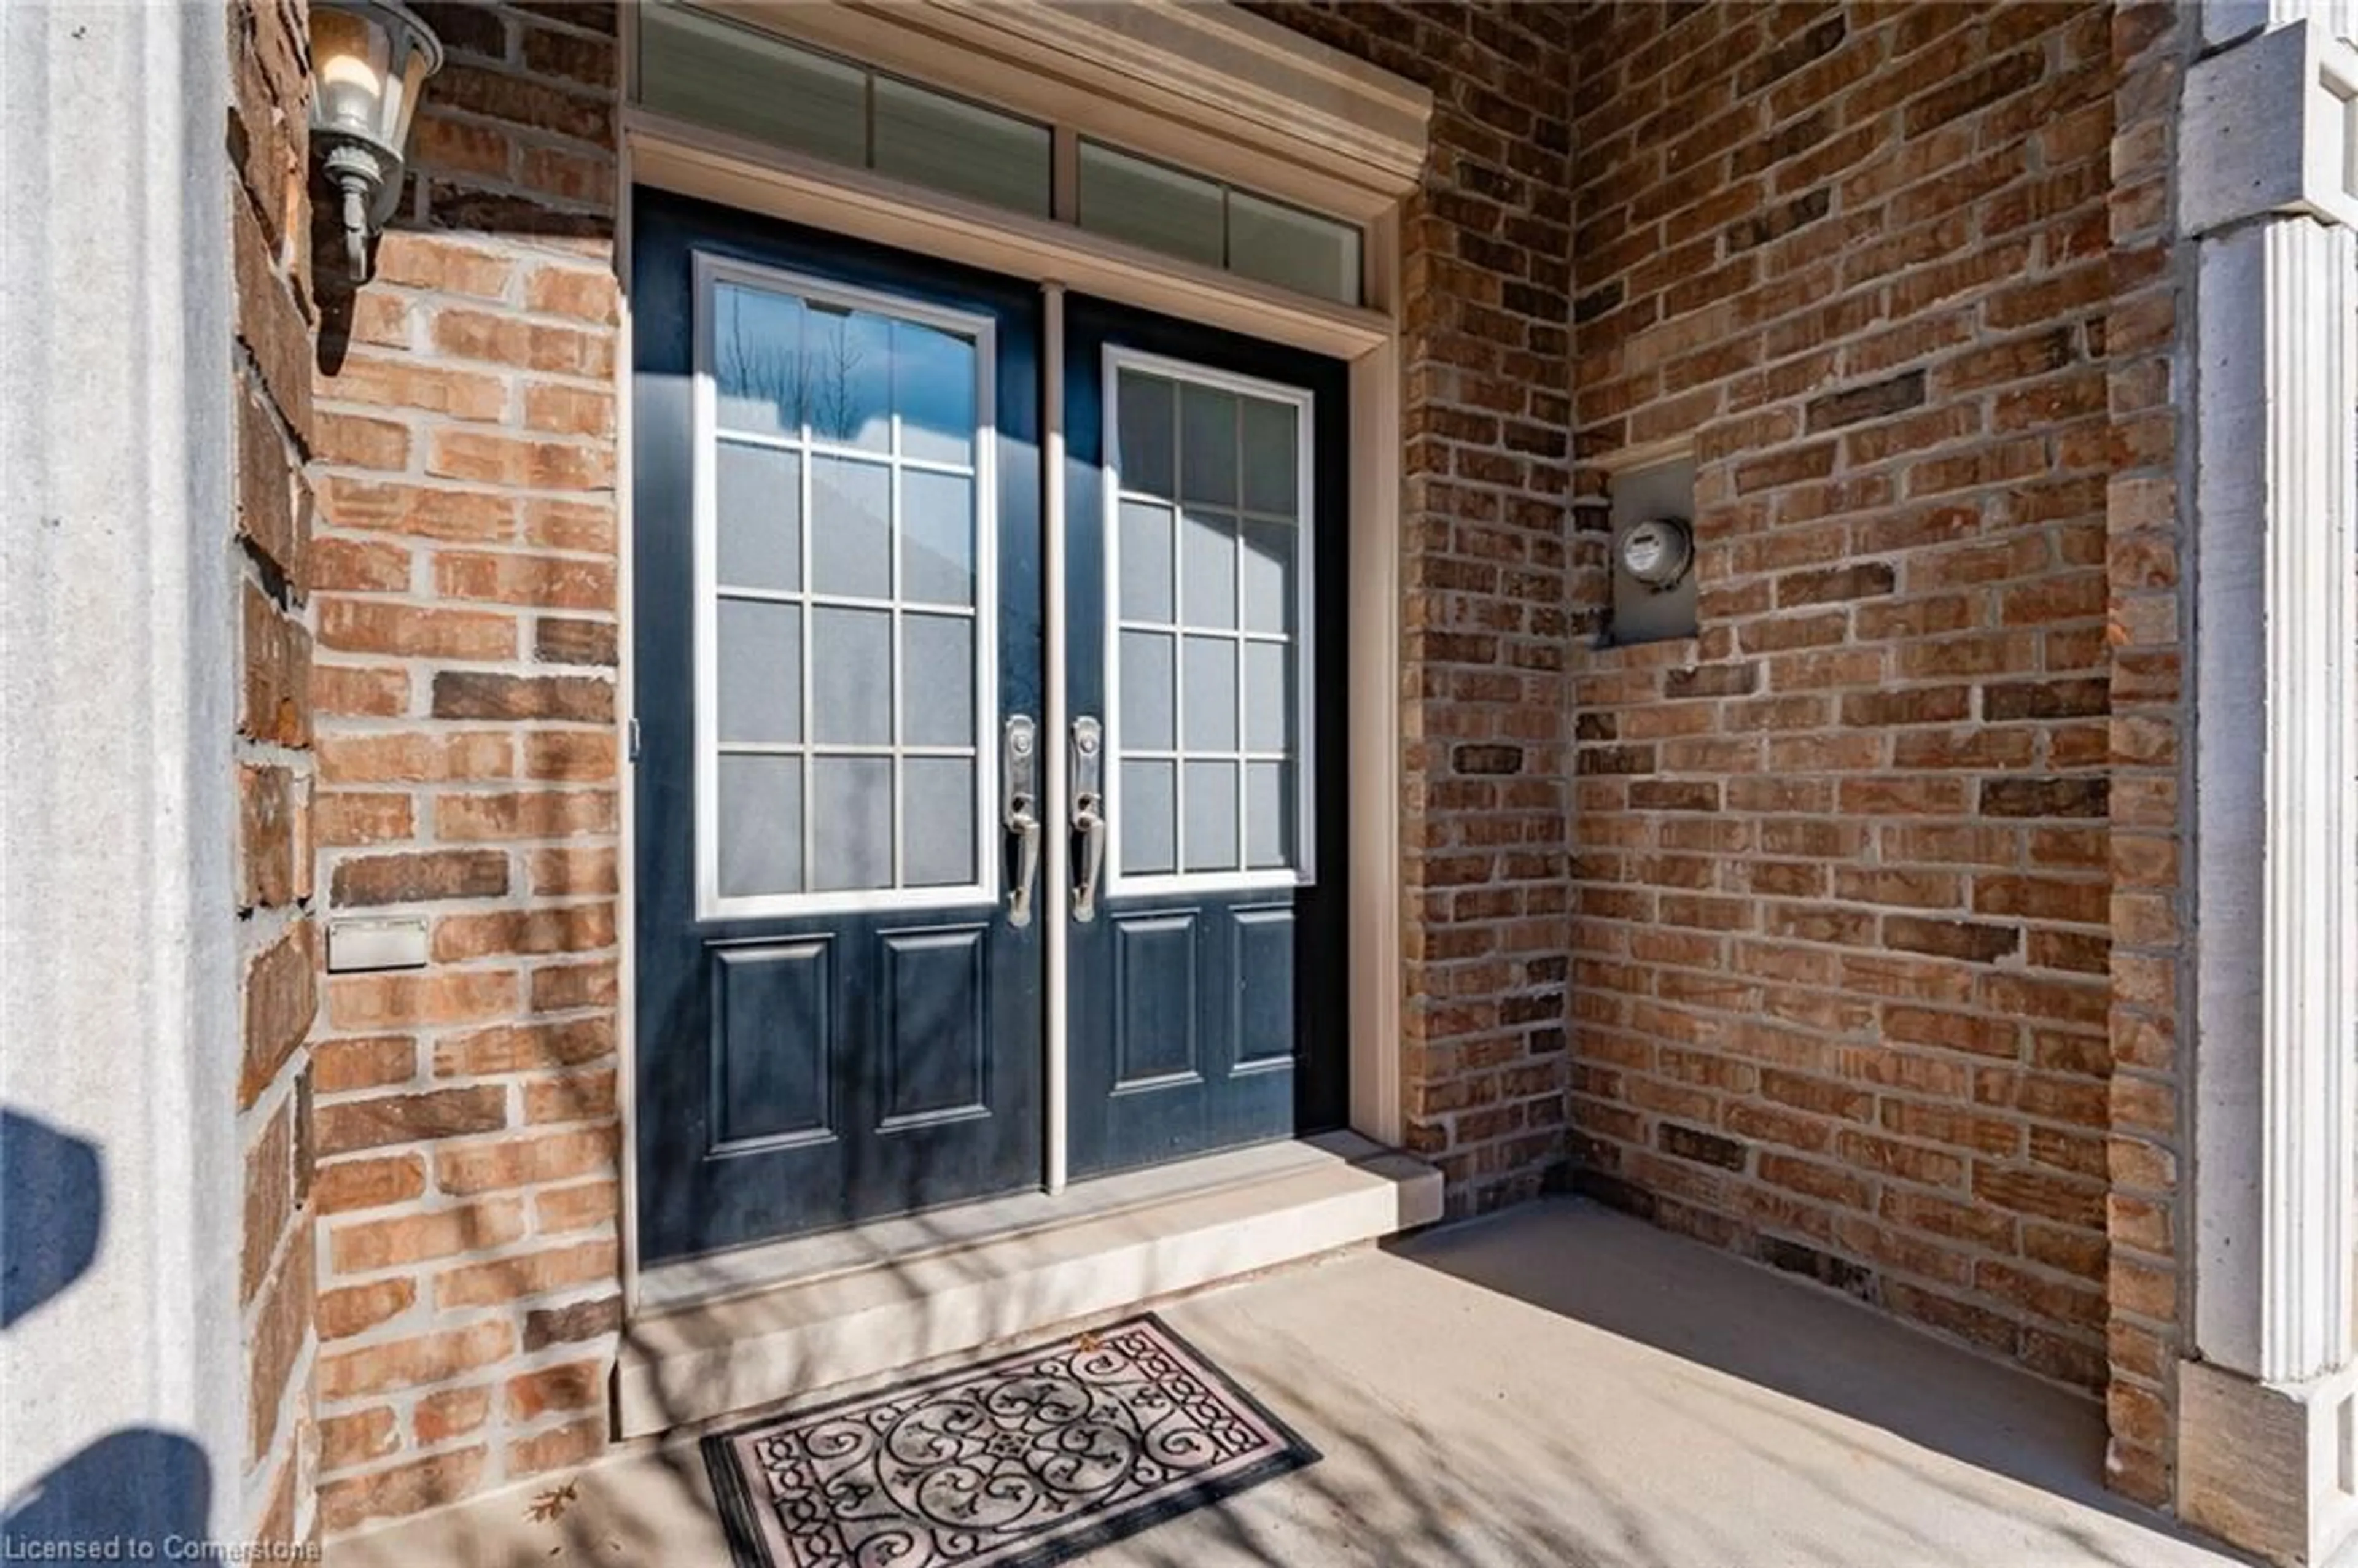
308 0 443 281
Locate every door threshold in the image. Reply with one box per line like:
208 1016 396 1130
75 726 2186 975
615 1131 1440 1437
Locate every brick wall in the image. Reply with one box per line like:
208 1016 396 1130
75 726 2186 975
2099 0 2192 1510
1258 0 1581 1216
1562 1 2125 1395
305 2 623 1532
229 0 322 1547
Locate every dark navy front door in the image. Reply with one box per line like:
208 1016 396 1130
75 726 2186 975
1062 297 1350 1178
632 190 1045 1261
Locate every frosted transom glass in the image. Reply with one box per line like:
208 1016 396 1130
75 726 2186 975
639 7 1049 223
1109 362 1309 882
707 271 993 904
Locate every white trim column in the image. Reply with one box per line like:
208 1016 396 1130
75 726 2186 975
2182 6 2358 1563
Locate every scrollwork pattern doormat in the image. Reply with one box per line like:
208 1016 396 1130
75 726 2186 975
701 1314 1318 1567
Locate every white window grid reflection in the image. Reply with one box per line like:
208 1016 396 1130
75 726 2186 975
1103 349 1317 895
693 253 1000 919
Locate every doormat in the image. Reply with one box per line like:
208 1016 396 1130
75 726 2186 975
701 1314 1318 1567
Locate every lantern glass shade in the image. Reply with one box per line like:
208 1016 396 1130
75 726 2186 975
308 0 443 249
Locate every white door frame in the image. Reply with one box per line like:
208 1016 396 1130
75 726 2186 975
612 74 1408 1314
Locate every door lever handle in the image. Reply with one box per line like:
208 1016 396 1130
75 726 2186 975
1003 716 1040 928
1071 716 1105 922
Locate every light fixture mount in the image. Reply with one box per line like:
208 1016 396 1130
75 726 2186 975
308 0 443 281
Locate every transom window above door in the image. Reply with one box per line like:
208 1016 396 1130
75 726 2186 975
695 256 999 918
1105 354 1316 893
632 2 1368 306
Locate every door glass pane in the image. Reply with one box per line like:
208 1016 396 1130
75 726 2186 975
1119 501 1175 622
901 615 974 747
1245 761 1293 869
873 78 1052 219
1243 640 1291 753
1240 519 1294 635
901 471 975 606
714 285 809 438
716 442 801 591
1180 384 1239 506
718 755 804 896
803 306 892 451
1116 374 1176 499
903 758 977 886
809 456 891 598
1181 636 1237 751
810 606 891 745
1240 398 1299 518
894 322 978 467
717 599 802 743
1183 760 1239 872
1119 631 1175 751
1121 760 1177 875
1078 142 1223 267
1181 509 1237 629
811 756 892 891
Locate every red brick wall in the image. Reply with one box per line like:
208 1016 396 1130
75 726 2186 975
229 0 321 1546
1562 0 2123 1394
1258 0 1581 1215
2098 0 2192 1510
306 2 623 1532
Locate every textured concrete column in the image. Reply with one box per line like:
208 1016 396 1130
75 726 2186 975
0 0 244 1553
2181 6 2358 1563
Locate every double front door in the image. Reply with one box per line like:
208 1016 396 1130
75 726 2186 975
632 192 1347 1263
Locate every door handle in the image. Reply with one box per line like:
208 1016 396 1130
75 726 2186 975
1071 716 1105 923
1003 715 1040 928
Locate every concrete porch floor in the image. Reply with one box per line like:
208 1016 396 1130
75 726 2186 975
335 1198 2246 1567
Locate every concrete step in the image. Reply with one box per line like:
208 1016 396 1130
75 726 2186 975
615 1132 1441 1436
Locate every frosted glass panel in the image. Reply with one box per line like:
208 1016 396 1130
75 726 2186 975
1181 637 1237 751
701 269 997 907
901 471 975 607
1119 502 1175 622
1240 519 1295 634
811 607 891 745
1245 761 1293 869
1121 761 1177 874
901 615 974 747
716 442 801 591
641 9 865 180
903 758 976 886
1243 641 1291 753
714 286 807 438
1180 384 1239 506
873 77 1051 218
1119 631 1175 751
811 757 892 891
1229 190 1362 305
1240 398 1299 517
1181 509 1237 627
1183 761 1239 872
718 755 804 896
717 599 801 744
803 308 892 451
1078 142 1223 266
809 457 891 598
1116 374 1176 499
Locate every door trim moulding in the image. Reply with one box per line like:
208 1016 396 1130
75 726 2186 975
614 12 1416 1319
